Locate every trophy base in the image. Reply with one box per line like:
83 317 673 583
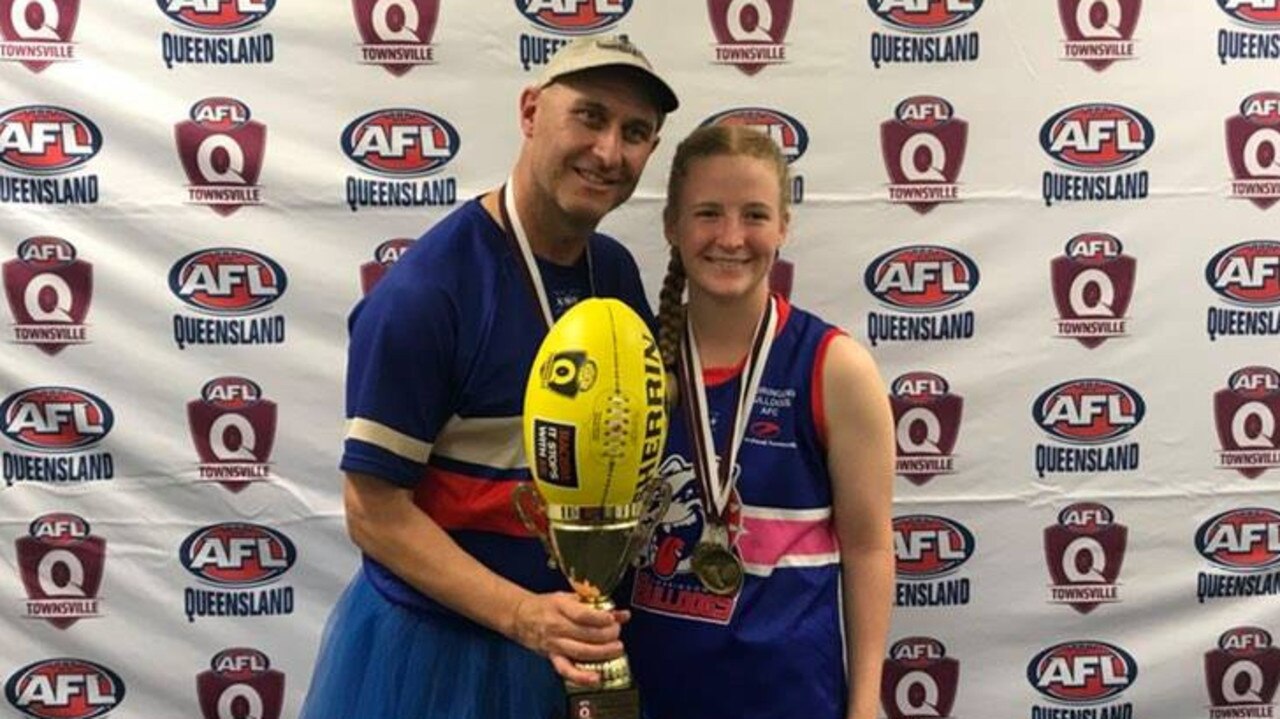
566 685 639 719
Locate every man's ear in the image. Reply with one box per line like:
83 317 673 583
518 86 541 138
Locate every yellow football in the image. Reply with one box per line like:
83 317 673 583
522 298 667 507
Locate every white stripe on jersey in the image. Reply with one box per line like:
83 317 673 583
346 418 433 463
432 415 526 470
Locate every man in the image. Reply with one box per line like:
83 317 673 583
300 35 678 719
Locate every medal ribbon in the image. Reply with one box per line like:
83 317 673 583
498 179 595 329
679 295 778 523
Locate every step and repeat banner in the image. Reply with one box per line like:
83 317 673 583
3 1 1280 717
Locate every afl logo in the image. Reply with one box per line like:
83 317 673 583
1217 0 1280 28
1041 103 1154 171
196 648 285 719
865 245 979 311
700 107 808 164
1 386 112 452
516 0 631 34
180 522 296 587
360 238 415 295
1027 641 1137 703
894 514 974 579
158 0 276 33
869 0 983 31
168 248 286 315
4 658 124 719
1207 241 1280 306
342 108 460 178
0 105 100 175
1198 508 1280 572
1034 379 1144 444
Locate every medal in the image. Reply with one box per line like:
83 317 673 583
691 541 744 596
497 179 595 330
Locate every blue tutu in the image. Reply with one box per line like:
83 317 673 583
300 569 566 719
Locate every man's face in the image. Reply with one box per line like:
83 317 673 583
521 70 662 230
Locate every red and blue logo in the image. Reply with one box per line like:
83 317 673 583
516 0 631 35
894 514 974 579
1027 640 1137 704
168 248 286 316
157 0 276 33
4 658 124 719
1218 0 1280 28
342 108 460 178
0 105 100 175
1041 103 1154 171
868 0 982 68
1 386 112 452
180 522 296 588
1197 507 1280 572
866 245 979 312
158 0 276 67
1207 240 1280 306
1033 379 1144 444
868 0 982 31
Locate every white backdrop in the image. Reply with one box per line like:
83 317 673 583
3 1 1280 718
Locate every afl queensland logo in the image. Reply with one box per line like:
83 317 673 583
514 0 632 71
1204 627 1280 715
1196 507 1280 603
0 105 100 205
1 386 115 485
707 0 791 75
0 0 79 72
16 512 106 628
1033 378 1143 478
1206 240 1280 341
175 97 266 216
1051 233 1135 348
4 658 124 719
360 237 415 295
1227 92 1280 209
893 515 973 608
181 522 296 622
1040 103 1153 206
881 96 967 213
187 376 277 490
1217 1 1280 64
353 0 439 75
864 245 978 347
701 107 807 202
3 236 92 354
1027 641 1137 709
1058 0 1140 71
169 247 287 349
1214 366 1280 479
1044 502 1127 613
342 108 459 212
881 637 960 719
868 0 982 68
196 648 285 719
889 372 963 485
158 0 275 68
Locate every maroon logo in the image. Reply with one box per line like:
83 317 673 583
1057 0 1140 71
890 372 962 486
174 97 266 216
1050 233 1135 348
352 0 438 75
196 648 285 719
1215 366 1280 479
15 512 104 629
1043 502 1126 614
881 96 967 214
359 238 415 295
881 636 959 719
1227 92 1280 210
707 0 791 75
0 0 78 72
187 376 276 491
4 658 124 719
1205 627 1280 713
3 237 91 355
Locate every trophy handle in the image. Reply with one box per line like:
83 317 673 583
630 480 672 568
512 482 558 570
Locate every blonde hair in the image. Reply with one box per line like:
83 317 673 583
655 124 791 405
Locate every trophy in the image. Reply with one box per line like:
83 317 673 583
516 298 670 719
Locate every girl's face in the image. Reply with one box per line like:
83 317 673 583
666 153 788 305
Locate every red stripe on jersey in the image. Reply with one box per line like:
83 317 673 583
414 467 531 536
811 328 844 449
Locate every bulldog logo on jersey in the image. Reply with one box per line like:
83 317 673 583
881 636 960 719
342 108 460 211
1058 0 1140 71
864 245 979 347
514 0 632 70
175 98 266 216
3 237 91 354
1196 507 1280 603
158 0 275 68
1051 233 1135 348
1205 240 1280 340
359 238 415 295
881 96 967 213
894 514 973 608
169 247 287 349
1043 502 1126 613
1027 640 1137 717
0 0 79 72
1214 366 1280 479
187 376 277 491
1032 378 1144 477
1226 92 1280 209
889 372 962 486
196 648 284 719
0 104 100 205
1217 0 1280 64
701 107 807 203
1041 102 1153 206
181 521 296 622
707 0 790 75
1 386 115 486
353 0 438 75
868 0 982 68
4 658 124 719
1204 627 1280 718
16 512 105 628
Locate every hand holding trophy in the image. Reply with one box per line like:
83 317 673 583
515 298 669 719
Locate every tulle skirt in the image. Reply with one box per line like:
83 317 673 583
300 569 566 719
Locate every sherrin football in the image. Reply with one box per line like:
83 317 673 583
523 298 667 507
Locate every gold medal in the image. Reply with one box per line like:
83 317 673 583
691 541 744 596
